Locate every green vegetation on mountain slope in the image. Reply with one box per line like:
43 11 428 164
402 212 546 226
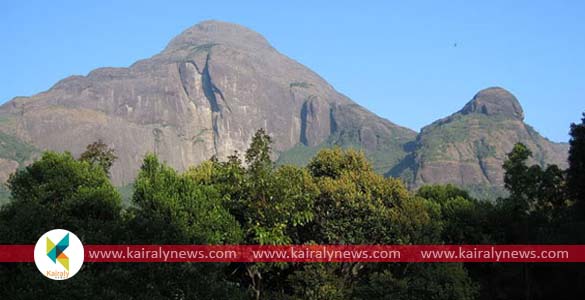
277 128 413 177
1 113 584 299
0 131 39 165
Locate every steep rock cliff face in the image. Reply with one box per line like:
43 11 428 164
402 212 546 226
0 22 567 194
0 21 415 184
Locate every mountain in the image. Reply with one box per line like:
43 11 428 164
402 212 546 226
0 21 568 197
0 20 415 185
403 87 569 197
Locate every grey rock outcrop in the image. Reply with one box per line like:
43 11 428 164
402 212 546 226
0 20 415 185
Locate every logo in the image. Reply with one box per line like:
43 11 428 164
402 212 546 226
34 229 84 280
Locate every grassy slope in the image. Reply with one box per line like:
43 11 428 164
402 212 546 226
0 185 10 206
0 131 40 206
276 132 412 176
0 131 39 165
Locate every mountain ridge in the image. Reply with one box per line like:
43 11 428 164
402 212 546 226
0 20 415 185
406 87 568 197
0 21 568 197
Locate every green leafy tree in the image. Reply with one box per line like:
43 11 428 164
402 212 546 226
0 151 124 299
308 147 371 179
130 153 242 244
308 148 440 245
502 143 535 214
568 113 585 213
499 143 568 242
123 153 245 299
239 130 316 245
0 151 122 243
79 139 118 175
353 263 478 300
240 131 317 300
246 128 273 175
486 143 575 300
9 127 585 299
186 129 318 300
301 148 477 299
286 263 346 300
417 184 472 204
417 185 495 244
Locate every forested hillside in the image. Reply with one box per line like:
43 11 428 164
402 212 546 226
1 114 584 300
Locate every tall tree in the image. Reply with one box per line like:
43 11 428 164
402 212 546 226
131 153 243 244
501 143 568 233
417 184 495 244
0 151 124 299
125 153 245 299
79 139 118 175
492 143 573 300
502 143 534 213
567 113 585 212
187 129 318 300
245 128 273 175
303 148 478 299
1 151 122 243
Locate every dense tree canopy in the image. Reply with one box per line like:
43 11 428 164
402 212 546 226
0 113 584 300
0 151 123 244
568 113 585 213
0 152 125 298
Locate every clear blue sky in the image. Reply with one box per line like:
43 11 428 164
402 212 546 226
1 0 583 142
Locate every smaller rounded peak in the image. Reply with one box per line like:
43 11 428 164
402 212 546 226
460 87 524 120
165 20 272 52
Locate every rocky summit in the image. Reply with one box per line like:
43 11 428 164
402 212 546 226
405 87 568 197
0 20 415 185
0 21 568 197
460 87 525 119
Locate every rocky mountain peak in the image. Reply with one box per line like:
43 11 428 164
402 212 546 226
460 87 524 120
164 20 273 53
0 21 567 199
409 87 567 199
0 20 416 185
